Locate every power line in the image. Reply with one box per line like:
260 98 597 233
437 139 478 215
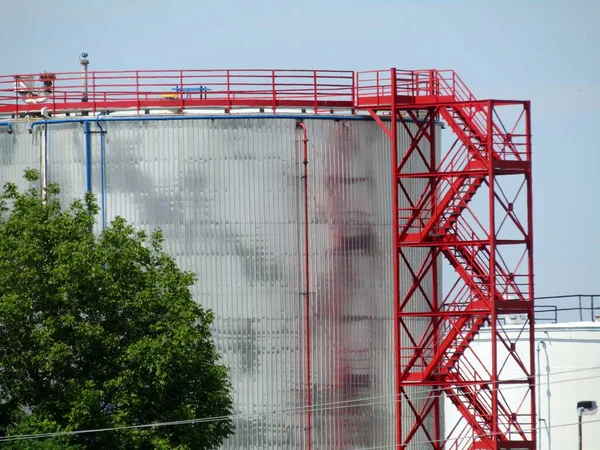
356 418 600 450
1 367 599 442
1 364 600 443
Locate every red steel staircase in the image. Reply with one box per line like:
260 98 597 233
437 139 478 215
355 69 535 450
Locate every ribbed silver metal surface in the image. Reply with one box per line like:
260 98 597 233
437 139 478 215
305 119 394 448
9 116 442 449
0 122 39 191
46 122 88 207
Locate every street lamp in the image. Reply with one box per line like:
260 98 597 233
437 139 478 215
577 400 597 450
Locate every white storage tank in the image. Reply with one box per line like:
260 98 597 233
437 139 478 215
0 115 442 449
444 320 600 450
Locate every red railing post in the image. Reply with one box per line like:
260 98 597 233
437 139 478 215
12 77 19 117
92 72 96 114
415 71 420 97
313 71 318 114
391 68 397 103
429 70 434 96
271 70 277 113
135 71 140 113
351 71 356 114
179 70 184 111
226 70 231 114
452 71 457 99
52 74 57 115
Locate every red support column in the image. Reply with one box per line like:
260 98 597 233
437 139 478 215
390 67 402 450
429 107 442 447
526 101 537 449
487 100 499 447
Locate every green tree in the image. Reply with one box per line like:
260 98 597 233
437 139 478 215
0 170 234 449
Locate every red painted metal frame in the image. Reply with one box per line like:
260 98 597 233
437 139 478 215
0 69 355 116
2 65 536 449
358 69 535 450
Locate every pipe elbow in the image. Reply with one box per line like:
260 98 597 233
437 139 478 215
0 123 13 134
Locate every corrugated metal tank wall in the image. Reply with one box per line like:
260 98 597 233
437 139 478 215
0 122 39 190
0 116 442 449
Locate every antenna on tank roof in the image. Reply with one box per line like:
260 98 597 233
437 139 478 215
79 52 89 102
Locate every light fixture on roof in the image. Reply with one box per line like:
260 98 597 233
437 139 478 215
79 52 89 102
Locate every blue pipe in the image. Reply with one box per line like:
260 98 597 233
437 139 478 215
0 122 13 133
28 113 442 228
84 121 91 193
28 114 370 132
28 112 441 132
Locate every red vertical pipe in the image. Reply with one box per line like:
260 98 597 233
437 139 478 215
390 67 402 449
487 100 498 449
297 121 312 450
525 101 537 445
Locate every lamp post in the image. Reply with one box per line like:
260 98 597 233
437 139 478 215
79 52 89 102
577 400 597 450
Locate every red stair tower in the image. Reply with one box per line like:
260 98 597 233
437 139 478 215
356 69 535 449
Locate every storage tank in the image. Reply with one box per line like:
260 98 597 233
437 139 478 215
444 320 600 450
0 111 441 449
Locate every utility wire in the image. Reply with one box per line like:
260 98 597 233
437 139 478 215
356 417 600 450
1 364 599 443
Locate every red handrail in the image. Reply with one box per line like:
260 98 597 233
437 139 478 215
0 68 487 116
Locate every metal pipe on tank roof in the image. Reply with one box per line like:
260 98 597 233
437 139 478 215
28 115 377 133
0 122 13 133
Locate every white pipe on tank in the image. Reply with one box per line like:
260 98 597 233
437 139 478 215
40 124 47 204
537 340 552 450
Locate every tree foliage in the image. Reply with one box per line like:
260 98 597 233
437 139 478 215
0 171 234 449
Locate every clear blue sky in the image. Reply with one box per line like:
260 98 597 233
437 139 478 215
1 0 599 300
